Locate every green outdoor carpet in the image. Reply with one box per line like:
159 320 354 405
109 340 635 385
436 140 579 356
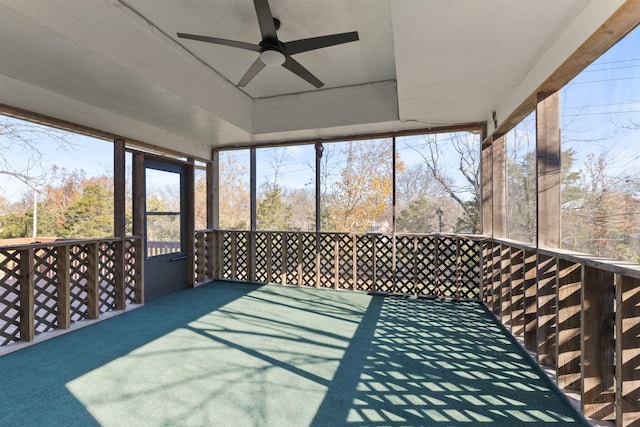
0 281 587 426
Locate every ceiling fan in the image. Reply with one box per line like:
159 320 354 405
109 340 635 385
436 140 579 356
177 0 359 88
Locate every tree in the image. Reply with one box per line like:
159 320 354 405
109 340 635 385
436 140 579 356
256 185 292 231
218 152 250 230
401 132 481 233
63 179 113 237
322 140 395 232
0 116 73 189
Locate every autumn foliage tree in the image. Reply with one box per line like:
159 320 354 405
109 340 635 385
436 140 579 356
321 139 395 232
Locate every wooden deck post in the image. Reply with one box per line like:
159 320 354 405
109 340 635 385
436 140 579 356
536 254 557 366
556 259 582 391
132 152 145 304
186 159 196 287
500 243 512 326
481 141 493 236
582 266 615 420
18 249 35 342
113 139 127 310
86 242 100 320
56 244 71 329
536 91 561 249
509 247 525 335
523 249 538 351
492 135 506 238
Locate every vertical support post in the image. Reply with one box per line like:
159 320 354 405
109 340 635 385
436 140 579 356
333 235 339 290
372 235 378 293
281 233 288 285
491 242 501 314
207 230 220 280
537 254 557 366
481 142 493 236
208 153 219 230
582 266 615 420
500 243 512 325
195 233 206 284
208 153 219 281
250 148 256 232
186 159 196 287
113 139 127 310
412 235 418 297
482 241 494 306
230 232 237 280
266 233 273 283
510 247 525 335
249 149 257 283
56 244 71 329
86 242 100 320
523 249 538 351
352 235 358 291
132 152 145 304
19 249 35 342
492 135 506 238
315 143 322 288
616 274 640 427
536 91 561 249
556 259 582 391
297 233 303 286
216 231 224 280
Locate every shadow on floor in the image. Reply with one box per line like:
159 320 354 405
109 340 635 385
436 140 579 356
0 281 588 426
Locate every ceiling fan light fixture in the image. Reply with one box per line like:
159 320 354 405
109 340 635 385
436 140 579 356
260 48 285 66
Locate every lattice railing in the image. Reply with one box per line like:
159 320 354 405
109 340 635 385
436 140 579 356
0 236 142 348
486 237 640 426
208 231 483 300
0 249 21 346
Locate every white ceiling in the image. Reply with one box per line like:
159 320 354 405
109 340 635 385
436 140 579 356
0 0 620 159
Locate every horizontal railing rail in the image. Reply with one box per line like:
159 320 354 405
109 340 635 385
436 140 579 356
0 236 143 348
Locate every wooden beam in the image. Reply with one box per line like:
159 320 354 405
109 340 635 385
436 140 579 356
185 159 196 287
481 144 493 235
536 91 561 248
207 155 218 230
132 153 145 304
492 135 506 238
114 139 127 237
114 138 127 310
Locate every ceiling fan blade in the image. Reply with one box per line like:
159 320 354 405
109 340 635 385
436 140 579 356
282 56 324 88
238 57 267 87
253 0 278 41
284 31 359 55
177 33 260 52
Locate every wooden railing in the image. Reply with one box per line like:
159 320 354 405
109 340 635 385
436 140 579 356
485 238 640 427
196 230 640 426
194 230 483 299
0 236 143 348
147 240 181 257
